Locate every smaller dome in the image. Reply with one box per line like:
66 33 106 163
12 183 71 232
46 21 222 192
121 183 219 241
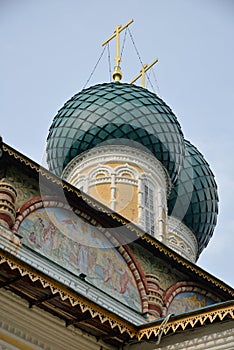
168 140 219 255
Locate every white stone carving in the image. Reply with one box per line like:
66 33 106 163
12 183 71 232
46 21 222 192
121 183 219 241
62 145 171 195
167 216 198 262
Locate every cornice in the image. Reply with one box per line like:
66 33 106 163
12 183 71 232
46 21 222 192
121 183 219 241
137 300 234 341
0 289 114 350
1 273 234 346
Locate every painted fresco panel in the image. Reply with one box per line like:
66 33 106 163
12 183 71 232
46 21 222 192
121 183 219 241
6 166 39 209
129 242 186 290
19 207 141 311
130 242 219 315
167 292 216 314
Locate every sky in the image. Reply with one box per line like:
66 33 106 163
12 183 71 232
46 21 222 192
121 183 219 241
1 0 234 286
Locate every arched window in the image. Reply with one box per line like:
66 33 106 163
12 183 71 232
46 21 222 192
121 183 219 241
142 177 156 236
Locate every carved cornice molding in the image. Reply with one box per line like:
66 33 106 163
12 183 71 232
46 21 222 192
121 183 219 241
0 289 114 350
137 301 234 342
2 286 233 348
62 145 171 195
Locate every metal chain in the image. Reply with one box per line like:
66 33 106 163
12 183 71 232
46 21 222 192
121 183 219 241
146 68 151 88
152 68 161 96
83 45 107 89
146 69 156 93
128 27 157 92
107 42 112 82
127 27 144 67
120 28 127 60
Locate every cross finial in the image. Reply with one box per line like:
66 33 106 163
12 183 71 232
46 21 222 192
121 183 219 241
130 58 159 88
102 19 134 82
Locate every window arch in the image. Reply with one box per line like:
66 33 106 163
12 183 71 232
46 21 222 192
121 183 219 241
89 166 112 177
88 166 112 185
115 165 138 185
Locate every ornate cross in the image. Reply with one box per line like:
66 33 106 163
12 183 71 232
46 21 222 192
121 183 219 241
102 19 134 82
130 58 158 88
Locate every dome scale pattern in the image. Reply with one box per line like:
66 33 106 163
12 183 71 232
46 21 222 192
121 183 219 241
46 82 184 184
168 140 219 254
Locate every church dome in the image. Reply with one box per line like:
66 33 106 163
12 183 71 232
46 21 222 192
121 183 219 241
168 140 219 255
46 82 184 183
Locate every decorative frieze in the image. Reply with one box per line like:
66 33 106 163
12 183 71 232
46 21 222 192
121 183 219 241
62 145 171 195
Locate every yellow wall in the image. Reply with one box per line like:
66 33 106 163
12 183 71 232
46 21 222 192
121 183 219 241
116 183 138 222
89 183 111 207
81 162 144 223
88 182 138 223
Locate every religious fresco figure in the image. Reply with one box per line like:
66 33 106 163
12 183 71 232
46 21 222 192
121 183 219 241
19 207 142 311
41 222 57 251
167 292 216 314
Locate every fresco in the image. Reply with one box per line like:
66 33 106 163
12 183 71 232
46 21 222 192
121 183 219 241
19 206 141 311
6 166 39 209
167 292 216 314
129 242 187 290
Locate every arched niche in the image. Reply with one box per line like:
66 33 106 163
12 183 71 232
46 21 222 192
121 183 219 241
164 281 221 315
14 197 147 313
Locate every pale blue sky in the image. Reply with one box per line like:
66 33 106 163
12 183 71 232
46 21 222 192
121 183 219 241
1 0 234 285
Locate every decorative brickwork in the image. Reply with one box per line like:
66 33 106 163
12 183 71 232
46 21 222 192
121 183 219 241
145 274 164 319
0 179 17 228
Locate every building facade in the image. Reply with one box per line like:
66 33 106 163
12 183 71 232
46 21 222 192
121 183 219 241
0 26 234 349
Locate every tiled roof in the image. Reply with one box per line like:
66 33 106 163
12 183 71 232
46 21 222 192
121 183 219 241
168 140 218 253
46 82 184 184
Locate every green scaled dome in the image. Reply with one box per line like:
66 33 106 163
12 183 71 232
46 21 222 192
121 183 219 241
46 82 184 183
168 140 219 254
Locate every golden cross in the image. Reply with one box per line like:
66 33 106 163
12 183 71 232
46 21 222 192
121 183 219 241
130 58 159 88
102 19 134 82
